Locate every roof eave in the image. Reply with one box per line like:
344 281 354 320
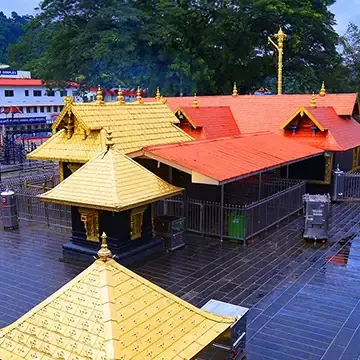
219 150 324 185
39 189 183 212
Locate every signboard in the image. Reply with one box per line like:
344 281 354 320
0 117 47 126
0 70 18 76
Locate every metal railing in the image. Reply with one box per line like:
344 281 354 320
154 180 306 244
0 171 71 229
333 170 360 201
15 193 71 229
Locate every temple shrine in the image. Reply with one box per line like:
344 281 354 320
26 88 193 263
0 237 237 359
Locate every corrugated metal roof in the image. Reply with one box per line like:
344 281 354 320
144 93 359 133
40 145 182 211
28 102 193 162
178 106 240 140
282 106 360 151
0 78 44 86
0 254 234 359
144 133 324 184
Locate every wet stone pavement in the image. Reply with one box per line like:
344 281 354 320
0 202 360 359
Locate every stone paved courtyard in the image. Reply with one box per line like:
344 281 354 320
0 202 360 359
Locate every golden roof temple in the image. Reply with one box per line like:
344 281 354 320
40 131 182 211
0 237 234 360
27 95 193 163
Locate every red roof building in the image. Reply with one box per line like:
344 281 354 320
145 93 359 135
281 106 360 152
143 133 323 185
175 106 240 140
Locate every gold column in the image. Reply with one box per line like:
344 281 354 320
352 147 359 170
59 161 64 182
324 152 333 184
268 28 287 95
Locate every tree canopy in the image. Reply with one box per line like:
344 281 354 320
6 0 355 95
0 11 31 64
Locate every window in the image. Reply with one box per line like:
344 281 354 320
130 206 146 240
26 107 31 113
59 90 67 97
33 90 42 97
33 107 38 113
4 90 14 97
40 106 44 113
47 106 51 112
25 90 29 96
46 90 55 96
53 106 58 112
19 107 23 112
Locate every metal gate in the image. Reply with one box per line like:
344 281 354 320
333 167 360 201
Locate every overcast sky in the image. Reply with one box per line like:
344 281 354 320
0 0 359 35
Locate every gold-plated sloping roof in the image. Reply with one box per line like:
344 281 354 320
27 128 103 162
28 102 193 162
0 244 234 360
39 143 183 211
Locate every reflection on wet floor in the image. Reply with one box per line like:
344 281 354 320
0 202 360 359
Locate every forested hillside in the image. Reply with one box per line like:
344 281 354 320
0 12 31 64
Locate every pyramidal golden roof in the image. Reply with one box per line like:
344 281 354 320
39 142 182 211
0 247 234 360
27 101 193 163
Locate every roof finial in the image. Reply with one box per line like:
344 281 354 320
97 232 112 261
105 128 114 148
96 85 104 104
64 96 74 105
310 92 317 108
319 81 326 97
155 87 161 102
117 86 125 104
232 82 238 97
136 86 143 104
193 93 199 108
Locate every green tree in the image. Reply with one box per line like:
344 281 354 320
8 0 347 95
339 23 360 92
0 11 31 64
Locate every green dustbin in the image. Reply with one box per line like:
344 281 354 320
228 214 245 242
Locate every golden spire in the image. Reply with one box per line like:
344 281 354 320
155 87 161 102
232 82 238 97
310 92 317 108
117 86 125 104
106 128 114 148
96 85 104 104
97 232 112 261
268 27 287 95
193 93 199 108
136 86 143 104
63 96 74 104
319 81 326 97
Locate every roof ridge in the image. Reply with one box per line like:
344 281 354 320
99 262 121 358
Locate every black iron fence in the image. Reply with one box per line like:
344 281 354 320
0 171 71 229
333 169 360 201
16 193 71 229
154 180 306 244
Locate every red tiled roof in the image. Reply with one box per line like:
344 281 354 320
144 133 323 184
145 94 358 134
283 106 360 151
178 106 240 140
